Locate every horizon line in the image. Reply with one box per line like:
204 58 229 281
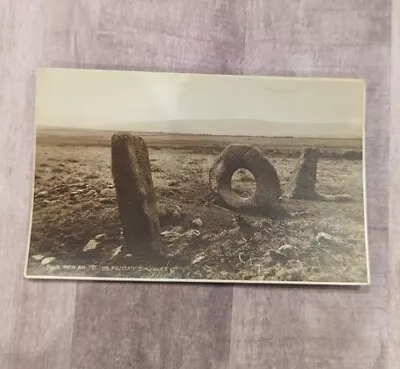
36 124 362 140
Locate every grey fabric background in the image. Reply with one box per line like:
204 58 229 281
0 1 398 368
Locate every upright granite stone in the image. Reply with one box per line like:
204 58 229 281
111 133 160 253
289 147 321 200
209 144 282 212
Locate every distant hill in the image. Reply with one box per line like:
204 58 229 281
37 119 362 139
155 119 362 139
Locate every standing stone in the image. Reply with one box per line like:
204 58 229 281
209 144 281 211
111 133 160 253
288 148 321 200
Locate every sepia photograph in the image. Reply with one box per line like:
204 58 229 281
25 68 368 285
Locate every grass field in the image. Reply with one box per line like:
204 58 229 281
26 128 368 284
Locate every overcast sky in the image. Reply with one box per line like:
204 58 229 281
35 68 365 138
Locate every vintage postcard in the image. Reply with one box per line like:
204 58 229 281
25 68 369 285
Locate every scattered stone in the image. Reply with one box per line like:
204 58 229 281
41 257 56 265
288 148 321 200
316 232 333 244
31 254 45 261
110 246 122 260
171 226 184 233
36 190 48 198
83 239 99 252
192 254 205 264
183 229 201 241
278 244 296 258
160 230 182 243
191 218 203 228
192 255 205 264
209 144 282 211
124 253 133 258
94 234 106 242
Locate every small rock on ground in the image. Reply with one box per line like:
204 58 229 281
36 190 49 198
110 246 122 260
31 254 45 261
161 231 182 243
191 254 205 264
316 232 333 244
183 229 201 240
94 234 106 242
41 257 56 265
191 218 203 228
83 239 99 252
